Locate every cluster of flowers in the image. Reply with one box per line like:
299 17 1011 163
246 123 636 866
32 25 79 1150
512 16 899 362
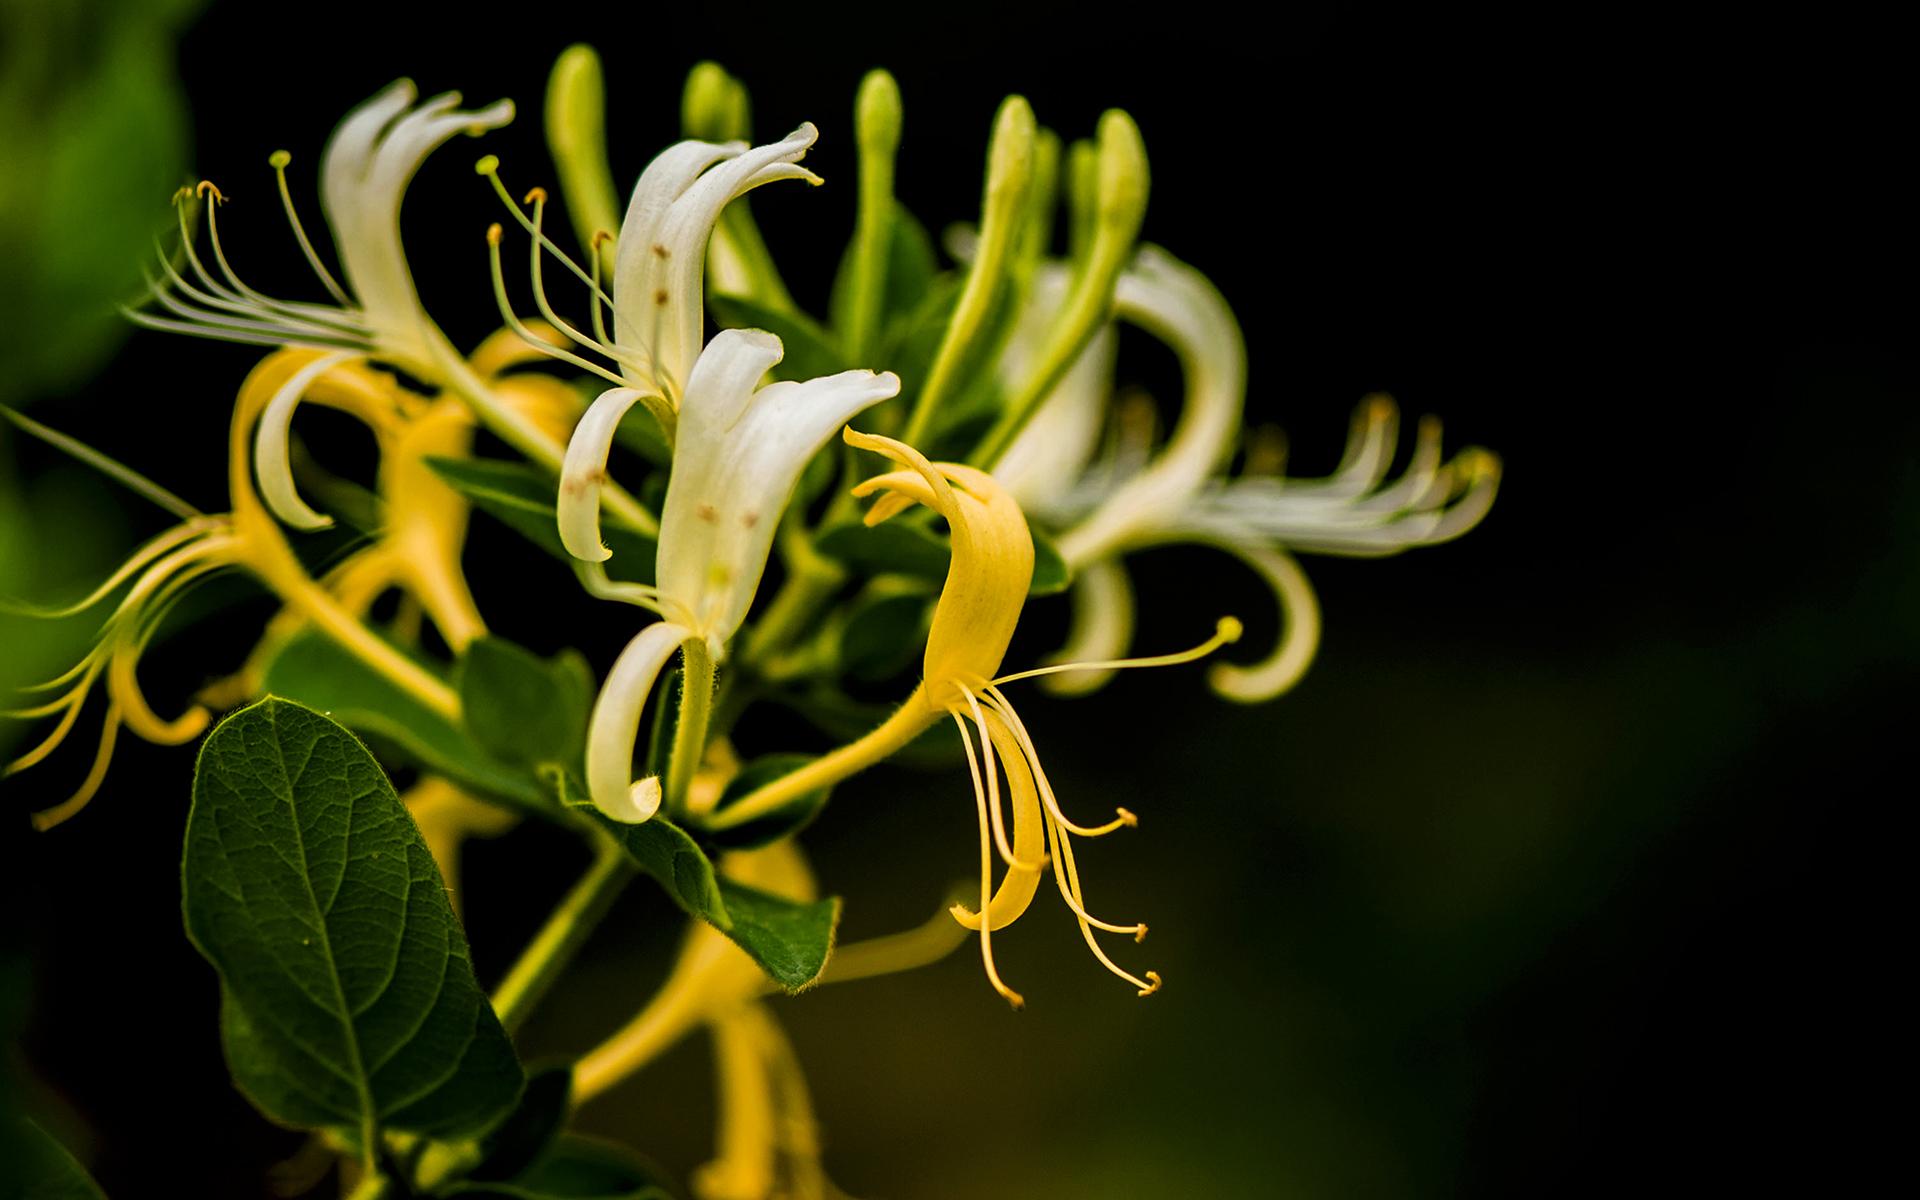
4 50 1496 1195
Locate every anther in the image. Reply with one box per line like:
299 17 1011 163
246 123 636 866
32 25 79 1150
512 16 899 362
592 230 614 248
474 154 500 177
268 150 291 170
196 181 225 204
523 186 548 205
1138 971 1163 997
1115 807 1138 827
1134 924 1149 944
486 223 503 246
1216 616 1244 644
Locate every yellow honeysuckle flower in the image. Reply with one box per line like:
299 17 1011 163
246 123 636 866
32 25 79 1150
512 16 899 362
4 351 467 829
708 429 1239 1008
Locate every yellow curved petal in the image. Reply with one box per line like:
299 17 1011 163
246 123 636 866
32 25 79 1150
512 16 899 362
843 428 1034 692
950 708 1046 933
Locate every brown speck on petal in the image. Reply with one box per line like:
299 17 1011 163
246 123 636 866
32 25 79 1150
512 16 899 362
651 243 669 259
696 503 719 523
741 512 759 529
654 289 669 306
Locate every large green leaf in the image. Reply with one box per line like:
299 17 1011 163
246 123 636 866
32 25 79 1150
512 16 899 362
262 629 549 815
182 699 524 1141
548 775 838 991
425 457 656 584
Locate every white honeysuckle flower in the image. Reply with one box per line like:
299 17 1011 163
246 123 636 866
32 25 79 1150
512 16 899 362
131 79 513 532
570 328 900 823
990 246 1500 702
134 79 510 374
491 124 821 408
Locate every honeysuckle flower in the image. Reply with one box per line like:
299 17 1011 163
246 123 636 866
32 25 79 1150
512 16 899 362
707 429 1239 1007
994 245 1501 701
134 79 510 377
569 329 899 823
487 122 820 409
4 351 467 829
123 78 615 545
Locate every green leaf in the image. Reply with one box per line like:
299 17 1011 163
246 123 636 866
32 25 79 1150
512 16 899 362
815 519 1068 595
708 293 848 382
444 1134 672 1198
262 629 550 815
458 639 591 772
702 753 833 850
837 588 931 682
182 699 524 1141
425 457 656 584
6 1118 107 1199
814 520 950 583
549 776 839 991
1029 526 1072 595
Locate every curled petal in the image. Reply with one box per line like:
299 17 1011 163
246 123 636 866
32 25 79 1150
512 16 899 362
255 351 360 530
559 386 653 561
585 622 690 823
1187 532 1323 703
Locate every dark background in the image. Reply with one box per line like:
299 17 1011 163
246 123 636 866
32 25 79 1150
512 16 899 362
3 5 1913 1196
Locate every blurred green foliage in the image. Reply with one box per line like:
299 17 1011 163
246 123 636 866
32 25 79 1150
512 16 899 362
0 0 200 409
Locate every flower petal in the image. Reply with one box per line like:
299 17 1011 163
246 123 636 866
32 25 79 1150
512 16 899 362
585 621 690 823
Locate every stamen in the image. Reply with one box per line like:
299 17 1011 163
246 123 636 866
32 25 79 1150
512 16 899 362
990 615 1243 686
1047 811 1160 995
5 660 103 774
0 520 214 619
270 149 353 305
588 231 617 349
486 224 629 388
1043 821 1146 937
29 701 123 831
476 156 616 307
978 686 1139 839
965 723 1024 1011
147 248 371 337
521 188 640 370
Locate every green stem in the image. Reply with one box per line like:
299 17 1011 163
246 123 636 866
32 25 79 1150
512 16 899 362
665 636 714 814
490 833 636 1033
